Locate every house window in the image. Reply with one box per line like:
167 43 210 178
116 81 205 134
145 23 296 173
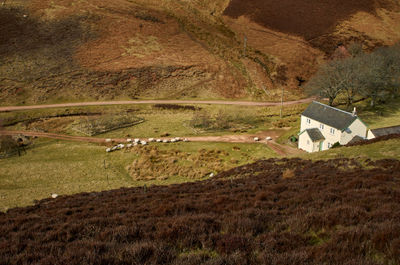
306 118 311 124
320 124 324 130
330 128 335 135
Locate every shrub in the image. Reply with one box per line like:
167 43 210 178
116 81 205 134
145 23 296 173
189 110 212 129
0 135 19 158
331 142 341 149
153 104 198 111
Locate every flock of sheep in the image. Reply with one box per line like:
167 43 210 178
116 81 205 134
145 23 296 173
105 136 273 152
105 137 189 152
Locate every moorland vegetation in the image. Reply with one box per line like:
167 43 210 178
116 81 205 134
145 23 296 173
1 0 399 104
1 157 399 264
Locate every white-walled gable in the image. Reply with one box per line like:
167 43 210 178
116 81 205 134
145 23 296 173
340 118 368 145
298 131 313 153
367 130 375 140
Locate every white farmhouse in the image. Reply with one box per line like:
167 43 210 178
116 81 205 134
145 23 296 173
298 101 368 153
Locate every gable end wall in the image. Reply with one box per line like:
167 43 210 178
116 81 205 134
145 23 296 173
340 118 368 145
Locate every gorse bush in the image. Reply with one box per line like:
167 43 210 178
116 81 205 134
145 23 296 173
0 135 19 158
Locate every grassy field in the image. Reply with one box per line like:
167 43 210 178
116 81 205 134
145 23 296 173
1 103 306 138
299 138 400 161
0 103 299 211
0 138 275 211
1 99 400 211
357 99 400 129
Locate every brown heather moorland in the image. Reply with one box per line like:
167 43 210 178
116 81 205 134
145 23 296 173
224 0 379 40
1 157 399 264
1 0 400 104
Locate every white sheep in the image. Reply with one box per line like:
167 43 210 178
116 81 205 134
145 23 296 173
183 138 189 142
127 144 133 148
126 138 132 142
106 148 112 152
174 137 181 141
119 144 125 149
51 193 58 199
141 141 147 145
266 136 272 141
105 138 112 143
134 138 140 143
171 139 177 143
133 142 138 146
163 139 169 143
112 146 118 151
254 137 260 142
148 138 155 142
156 139 162 143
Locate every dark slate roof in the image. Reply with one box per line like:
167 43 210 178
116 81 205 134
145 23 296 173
302 101 358 130
371 125 400 137
348 135 365 145
306 128 325 142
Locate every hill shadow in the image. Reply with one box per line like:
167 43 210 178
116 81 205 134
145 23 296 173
224 0 378 41
0 6 97 82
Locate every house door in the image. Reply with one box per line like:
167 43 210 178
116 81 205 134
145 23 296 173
319 141 324 151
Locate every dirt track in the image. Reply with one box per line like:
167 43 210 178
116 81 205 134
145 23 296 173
0 98 314 112
0 130 302 156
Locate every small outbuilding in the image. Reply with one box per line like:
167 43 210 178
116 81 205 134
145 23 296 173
367 125 400 139
298 128 326 153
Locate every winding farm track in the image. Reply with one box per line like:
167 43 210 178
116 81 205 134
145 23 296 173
0 130 302 156
0 98 314 112
0 98 310 155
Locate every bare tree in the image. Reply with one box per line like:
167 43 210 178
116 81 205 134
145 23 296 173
358 44 400 107
341 57 363 108
307 43 400 108
305 60 350 106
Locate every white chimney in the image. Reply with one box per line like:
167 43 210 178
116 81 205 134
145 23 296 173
352 107 357 116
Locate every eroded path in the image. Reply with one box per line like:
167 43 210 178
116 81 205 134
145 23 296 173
0 98 314 112
0 130 303 156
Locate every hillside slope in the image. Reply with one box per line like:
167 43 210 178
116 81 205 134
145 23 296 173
1 158 399 264
1 0 399 105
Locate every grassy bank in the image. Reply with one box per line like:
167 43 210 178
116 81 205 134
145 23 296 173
0 138 275 211
1 103 306 138
299 138 400 161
